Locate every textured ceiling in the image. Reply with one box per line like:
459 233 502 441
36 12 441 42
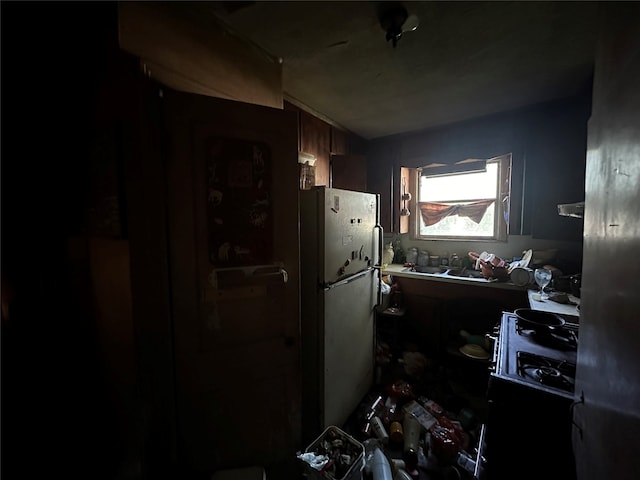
205 1 599 139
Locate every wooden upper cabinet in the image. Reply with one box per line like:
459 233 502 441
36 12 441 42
294 103 370 190
331 154 367 192
300 110 330 186
330 126 349 155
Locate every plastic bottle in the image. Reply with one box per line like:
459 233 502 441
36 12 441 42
371 416 389 444
371 447 393 480
403 415 422 468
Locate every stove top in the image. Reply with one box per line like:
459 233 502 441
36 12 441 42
515 321 578 350
492 312 578 399
517 351 576 394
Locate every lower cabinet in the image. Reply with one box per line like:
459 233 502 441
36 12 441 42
394 277 528 358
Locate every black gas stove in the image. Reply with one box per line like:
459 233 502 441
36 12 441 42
482 311 579 480
492 311 578 399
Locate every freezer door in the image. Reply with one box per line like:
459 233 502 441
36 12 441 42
321 268 376 430
321 188 379 285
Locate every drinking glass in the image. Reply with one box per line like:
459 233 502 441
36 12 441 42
534 268 553 299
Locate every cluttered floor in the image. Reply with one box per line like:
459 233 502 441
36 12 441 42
297 335 491 480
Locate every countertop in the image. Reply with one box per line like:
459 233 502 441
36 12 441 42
527 289 581 318
381 263 527 291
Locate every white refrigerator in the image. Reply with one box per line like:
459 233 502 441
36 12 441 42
300 187 381 444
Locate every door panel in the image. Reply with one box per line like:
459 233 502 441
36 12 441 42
163 89 301 474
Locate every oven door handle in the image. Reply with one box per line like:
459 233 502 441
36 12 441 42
487 332 500 371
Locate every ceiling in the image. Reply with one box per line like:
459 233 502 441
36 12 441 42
204 1 599 140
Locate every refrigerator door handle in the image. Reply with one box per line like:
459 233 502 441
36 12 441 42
373 223 384 306
374 223 384 267
323 268 371 290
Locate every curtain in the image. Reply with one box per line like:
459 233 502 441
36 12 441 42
419 200 495 227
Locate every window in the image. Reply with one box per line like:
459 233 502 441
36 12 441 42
410 154 511 241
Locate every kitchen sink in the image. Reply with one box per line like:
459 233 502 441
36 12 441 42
411 265 449 274
401 265 487 280
445 268 485 279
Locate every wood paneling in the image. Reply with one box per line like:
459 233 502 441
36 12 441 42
283 100 302 151
126 80 178 477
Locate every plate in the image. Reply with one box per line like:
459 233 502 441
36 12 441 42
509 249 533 271
459 343 490 360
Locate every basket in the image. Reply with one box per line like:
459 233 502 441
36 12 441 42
478 260 510 281
302 426 365 480
468 252 510 281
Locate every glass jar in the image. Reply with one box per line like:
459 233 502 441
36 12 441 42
383 242 395 266
406 247 418 264
417 250 430 266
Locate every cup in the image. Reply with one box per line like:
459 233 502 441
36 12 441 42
510 267 535 286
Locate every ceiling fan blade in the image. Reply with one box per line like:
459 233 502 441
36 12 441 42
403 13 419 32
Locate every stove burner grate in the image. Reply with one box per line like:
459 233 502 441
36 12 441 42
515 321 578 350
517 351 576 393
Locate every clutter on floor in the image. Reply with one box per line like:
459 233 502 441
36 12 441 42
298 342 488 480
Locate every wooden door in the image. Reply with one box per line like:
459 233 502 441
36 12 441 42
571 3 640 480
163 89 301 474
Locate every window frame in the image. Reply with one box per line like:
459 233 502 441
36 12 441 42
408 154 511 242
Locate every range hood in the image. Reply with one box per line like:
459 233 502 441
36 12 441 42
558 202 584 218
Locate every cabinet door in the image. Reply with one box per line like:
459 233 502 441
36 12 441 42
330 154 367 191
163 88 301 473
330 126 349 155
300 110 330 186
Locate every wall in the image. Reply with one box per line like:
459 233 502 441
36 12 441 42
370 92 591 273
